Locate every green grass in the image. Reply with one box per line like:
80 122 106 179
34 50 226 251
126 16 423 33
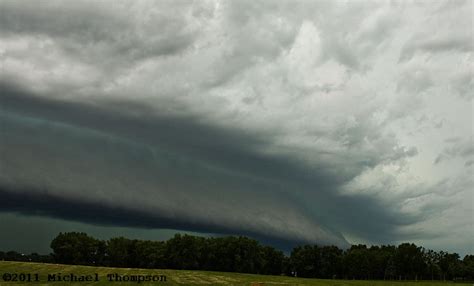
0 261 470 286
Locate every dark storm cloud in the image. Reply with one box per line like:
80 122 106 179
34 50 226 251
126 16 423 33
0 83 420 248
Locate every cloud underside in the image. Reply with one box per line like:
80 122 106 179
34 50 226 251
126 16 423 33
1 84 421 248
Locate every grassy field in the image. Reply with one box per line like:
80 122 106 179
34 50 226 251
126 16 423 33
0 261 470 286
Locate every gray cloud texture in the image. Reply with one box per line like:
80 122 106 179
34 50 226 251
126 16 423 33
0 0 472 253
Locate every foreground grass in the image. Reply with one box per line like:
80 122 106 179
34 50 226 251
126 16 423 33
0 261 469 286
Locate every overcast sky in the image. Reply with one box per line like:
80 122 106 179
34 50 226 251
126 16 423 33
0 0 472 255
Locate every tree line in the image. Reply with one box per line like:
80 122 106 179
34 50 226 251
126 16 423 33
1 232 473 281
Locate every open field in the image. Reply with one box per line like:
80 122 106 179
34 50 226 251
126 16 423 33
0 261 470 286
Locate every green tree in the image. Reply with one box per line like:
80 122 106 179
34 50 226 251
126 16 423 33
343 245 370 280
50 232 104 265
319 246 343 279
260 246 285 275
135 240 166 269
165 234 205 270
290 245 321 278
394 243 426 280
423 249 441 280
106 237 133 267
462 255 474 280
